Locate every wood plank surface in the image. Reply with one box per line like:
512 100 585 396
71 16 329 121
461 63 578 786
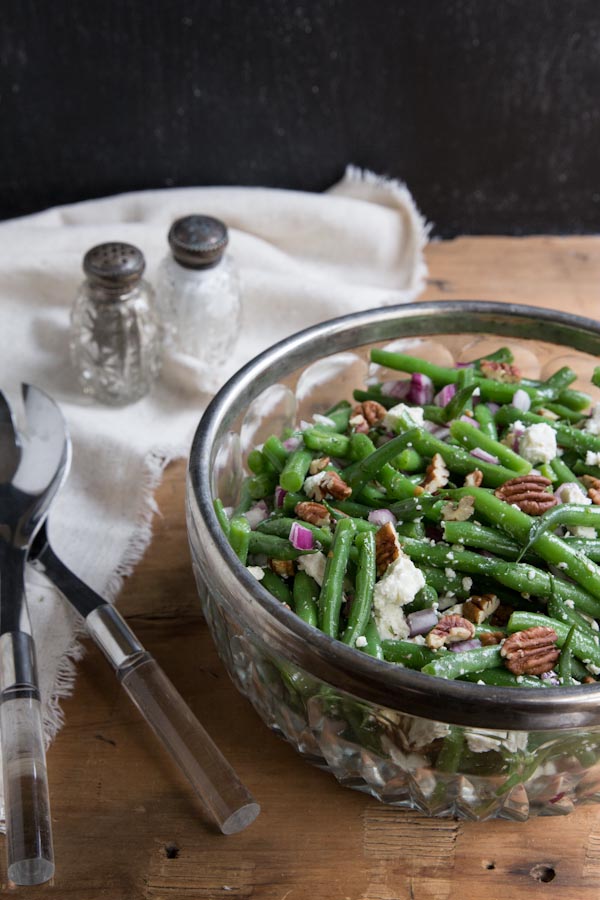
9 236 600 899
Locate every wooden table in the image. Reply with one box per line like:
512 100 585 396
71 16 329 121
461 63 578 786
12 237 600 899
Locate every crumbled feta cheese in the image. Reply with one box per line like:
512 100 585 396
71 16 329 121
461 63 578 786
476 679 485 685
297 550 327 586
373 551 425 639
382 403 424 433
446 552 454 560
586 450 600 467
445 568 456 579
557 561 568 569
564 599 575 608
406 717 450 748
518 423 557 465
355 635 368 648
586 662 600 675
466 729 528 754
462 576 473 592
444 603 464 616
303 471 329 500
584 403 600 435
246 566 265 581
528 569 535 580
555 482 591 506
570 525 597 539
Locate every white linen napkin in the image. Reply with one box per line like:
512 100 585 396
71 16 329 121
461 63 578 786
0 165 427 814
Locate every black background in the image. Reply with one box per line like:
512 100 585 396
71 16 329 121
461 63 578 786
1 0 599 235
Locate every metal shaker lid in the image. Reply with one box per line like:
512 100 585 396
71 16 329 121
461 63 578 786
168 215 228 269
83 243 146 290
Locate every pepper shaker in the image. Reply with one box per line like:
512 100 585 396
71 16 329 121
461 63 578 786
155 215 241 373
70 242 162 405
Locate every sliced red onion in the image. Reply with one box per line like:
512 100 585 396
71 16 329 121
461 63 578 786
511 422 526 453
434 384 456 407
541 670 560 686
460 415 479 427
428 424 451 441
368 508 397 526
455 362 474 369
313 413 336 427
448 638 482 653
470 447 499 465
512 389 531 412
274 485 287 508
407 608 438 637
408 372 434 405
244 500 269 529
486 402 500 415
283 435 302 451
290 521 315 551
381 379 411 399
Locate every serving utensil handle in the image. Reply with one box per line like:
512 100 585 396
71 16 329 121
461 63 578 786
0 693 54 885
118 654 260 834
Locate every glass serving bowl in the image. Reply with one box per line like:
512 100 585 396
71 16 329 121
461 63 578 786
186 301 600 821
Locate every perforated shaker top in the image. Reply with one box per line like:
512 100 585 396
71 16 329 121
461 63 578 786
83 242 146 289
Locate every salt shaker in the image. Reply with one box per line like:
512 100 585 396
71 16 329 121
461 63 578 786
155 215 241 371
70 242 162 405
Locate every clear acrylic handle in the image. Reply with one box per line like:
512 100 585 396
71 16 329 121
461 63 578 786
0 696 54 885
119 656 260 834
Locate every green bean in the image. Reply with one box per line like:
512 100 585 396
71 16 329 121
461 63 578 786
327 498 375 518
547 593 600 645
322 402 352 432
282 491 305 515
280 449 313 492
262 435 289 473
459 669 545 688
550 456 582 487
410 429 523 487
256 516 332 548
233 477 254 516
474 404 498 440
248 531 311 560
422 405 448 426
248 472 277 500
247 448 269 474
442 384 478 422
524 503 600 556
543 366 578 391
303 427 351 457
593 367 600 389
352 389 396 409
473 347 515 366
342 531 376 647
421 646 503 680
442 520 521 558
393 447 424 472
387 495 437 522
559 625 577 685
452 487 600 602
213 499 231 537
382 640 441 668
420 565 474 600
229 516 252 564
535 402 585 423
319 518 356 638
573 461 600 479
361 618 384 659
349 432 376 461
377 463 419 500
436 726 465 773
507 611 600 668
496 407 600 454
406 583 438 611
370 349 460 387
261 568 293 604
557 388 592 411
396 521 427 540
293 570 319 627
562 538 600 560
341 431 415 495
449 419 531 475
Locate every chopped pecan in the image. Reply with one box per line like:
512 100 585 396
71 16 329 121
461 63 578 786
294 500 331 527
479 631 505 646
535 407 560 421
463 593 500 624
581 475 600 506
309 456 330 475
349 413 369 433
490 603 513 626
352 400 388 427
479 360 522 383
375 521 401 576
441 496 475 521
500 626 559 675
464 469 483 488
421 452 450 494
269 558 295 579
322 470 352 500
426 614 475 649
583 676 597 684
494 474 557 515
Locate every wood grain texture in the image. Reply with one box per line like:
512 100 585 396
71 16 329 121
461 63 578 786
8 236 600 898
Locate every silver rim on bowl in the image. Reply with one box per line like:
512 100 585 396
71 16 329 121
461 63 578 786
189 300 600 731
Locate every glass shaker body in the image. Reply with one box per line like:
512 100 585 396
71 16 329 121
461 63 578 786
69 243 161 406
156 252 241 367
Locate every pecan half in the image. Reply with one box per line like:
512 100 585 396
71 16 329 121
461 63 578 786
479 631 505 646
421 452 450 494
441 496 475 521
479 360 522 383
322 470 352 500
500 626 559 675
463 593 500 624
375 521 401 576
494 474 557 515
464 469 483 488
352 400 388 427
581 475 600 506
426 614 475 649
309 456 330 475
269 558 295 579
294 500 331 527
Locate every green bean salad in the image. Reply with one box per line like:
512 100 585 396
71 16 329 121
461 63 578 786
216 345 600 688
